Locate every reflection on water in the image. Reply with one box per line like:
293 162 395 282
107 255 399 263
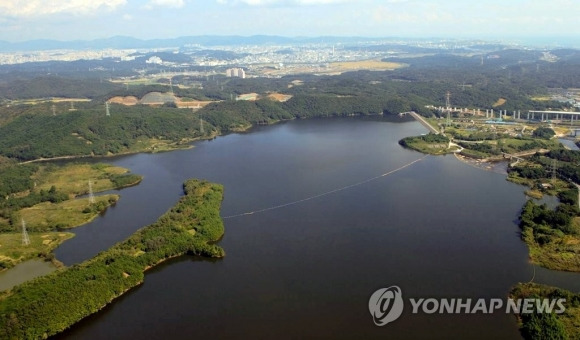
559 138 580 151
45 117 580 339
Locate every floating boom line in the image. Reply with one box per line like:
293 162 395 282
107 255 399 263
223 155 428 219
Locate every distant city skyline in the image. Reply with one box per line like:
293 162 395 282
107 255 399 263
0 0 578 44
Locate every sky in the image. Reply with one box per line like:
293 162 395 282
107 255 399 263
0 0 578 42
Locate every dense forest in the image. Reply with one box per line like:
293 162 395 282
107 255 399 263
0 104 203 160
511 283 580 340
0 76 122 100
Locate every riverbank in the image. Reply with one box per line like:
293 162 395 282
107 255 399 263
18 139 196 165
510 283 580 340
401 124 580 339
0 179 225 339
20 194 120 231
0 162 143 272
32 163 142 196
0 232 74 271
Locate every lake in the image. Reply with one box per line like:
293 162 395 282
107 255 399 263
52 117 579 339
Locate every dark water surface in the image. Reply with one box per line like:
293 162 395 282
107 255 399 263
53 117 579 339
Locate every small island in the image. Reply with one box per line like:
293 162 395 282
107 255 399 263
0 179 225 339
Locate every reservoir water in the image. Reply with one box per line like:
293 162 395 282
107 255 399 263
52 117 578 339
0 260 56 291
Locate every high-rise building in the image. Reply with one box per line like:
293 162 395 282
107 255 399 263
226 68 245 79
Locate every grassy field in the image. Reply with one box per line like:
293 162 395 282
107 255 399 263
0 162 141 271
132 137 195 153
33 163 140 196
399 134 451 155
328 60 406 72
425 118 442 132
0 232 74 270
19 195 119 231
522 217 580 272
403 140 450 155
258 60 406 76
236 93 259 101
531 96 552 101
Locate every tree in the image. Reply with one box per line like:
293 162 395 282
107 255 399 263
532 127 556 140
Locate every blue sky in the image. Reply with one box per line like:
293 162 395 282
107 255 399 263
0 0 578 42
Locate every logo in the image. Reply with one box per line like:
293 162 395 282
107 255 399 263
368 286 404 326
368 284 567 326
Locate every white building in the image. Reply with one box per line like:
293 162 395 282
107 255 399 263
146 56 163 65
226 68 245 78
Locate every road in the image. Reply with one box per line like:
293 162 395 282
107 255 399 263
408 111 439 134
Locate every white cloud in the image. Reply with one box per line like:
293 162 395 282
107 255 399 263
144 0 185 9
0 0 126 17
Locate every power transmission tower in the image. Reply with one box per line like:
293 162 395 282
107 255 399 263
105 102 110 116
200 114 204 134
551 158 558 184
22 219 30 246
52 104 56 116
445 91 452 127
88 180 96 204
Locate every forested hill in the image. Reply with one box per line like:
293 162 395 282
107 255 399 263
0 105 202 161
0 93 419 161
0 76 571 162
1 48 578 162
0 76 122 100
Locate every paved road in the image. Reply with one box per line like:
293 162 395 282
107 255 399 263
409 111 439 134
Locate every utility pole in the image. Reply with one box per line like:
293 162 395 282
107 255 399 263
445 91 452 127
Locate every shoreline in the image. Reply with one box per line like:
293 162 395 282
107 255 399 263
13 114 396 165
453 152 509 175
0 164 144 273
0 180 226 339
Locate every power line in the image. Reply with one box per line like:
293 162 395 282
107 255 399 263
223 156 427 219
